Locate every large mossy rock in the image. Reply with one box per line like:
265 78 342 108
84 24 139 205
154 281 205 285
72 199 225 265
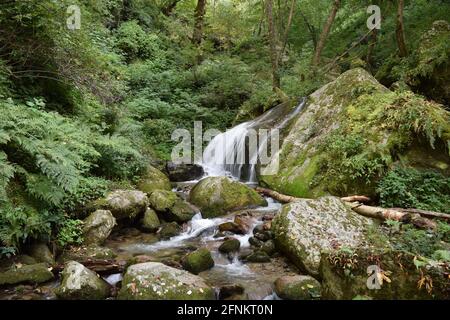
0 263 54 285
118 262 215 300
181 248 215 274
83 210 116 245
141 208 161 232
55 261 110 300
137 165 171 194
274 275 321 300
260 68 450 198
93 190 148 220
149 190 196 223
58 245 117 263
320 248 450 300
189 177 267 218
272 196 373 277
26 243 55 265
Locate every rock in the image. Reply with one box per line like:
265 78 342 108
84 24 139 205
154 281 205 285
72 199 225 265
0 263 54 285
245 250 271 263
118 262 215 300
320 248 450 300
82 210 116 245
137 165 171 194
58 245 117 263
149 190 196 223
166 162 204 182
255 231 272 242
260 240 276 256
218 222 246 235
272 196 372 277
148 190 178 211
93 190 148 220
218 284 245 300
189 177 267 218
248 237 263 248
274 275 321 300
234 214 253 234
218 238 241 253
140 208 160 232
167 199 197 223
182 248 215 274
158 222 182 240
55 261 110 300
26 243 55 265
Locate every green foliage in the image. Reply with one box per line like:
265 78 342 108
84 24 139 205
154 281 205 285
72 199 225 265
56 219 84 248
378 168 450 214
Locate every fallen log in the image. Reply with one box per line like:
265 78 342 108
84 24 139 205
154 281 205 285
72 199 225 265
255 187 301 203
52 259 125 275
393 208 450 221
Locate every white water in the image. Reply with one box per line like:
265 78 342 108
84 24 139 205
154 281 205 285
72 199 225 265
202 98 306 182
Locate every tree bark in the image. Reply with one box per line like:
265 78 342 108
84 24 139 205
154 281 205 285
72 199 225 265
300 11 317 50
265 0 281 90
193 0 207 45
278 0 296 65
162 0 181 16
312 0 341 66
395 0 408 57
366 28 378 68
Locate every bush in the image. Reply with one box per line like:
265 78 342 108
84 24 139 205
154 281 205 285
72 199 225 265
56 218 84 248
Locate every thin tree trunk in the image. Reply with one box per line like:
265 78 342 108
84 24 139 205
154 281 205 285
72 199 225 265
162 0 181 16
312 0 341 66
300 11 317 50
366 28 378 68
193 0 207 45
278 0 296 65
265 0 281 90
395 0 408 57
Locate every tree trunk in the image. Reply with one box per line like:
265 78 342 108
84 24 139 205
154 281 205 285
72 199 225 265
312 0 341 66
395 0 408 57
366 28 378 68
265 0 281 90
162 0 181 16
300 11 317 50
278 0 296 65
193 0 207 45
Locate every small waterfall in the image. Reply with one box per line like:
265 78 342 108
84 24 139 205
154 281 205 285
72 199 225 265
202 98 306 182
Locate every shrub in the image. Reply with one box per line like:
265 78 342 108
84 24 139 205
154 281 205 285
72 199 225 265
56 218 84 248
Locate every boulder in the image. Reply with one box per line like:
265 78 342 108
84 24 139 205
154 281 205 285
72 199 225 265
158 222 182 240
55 261 110 300
141 208 160 232
218 284 245 300
26 243 55 265
137 165 171 194
189 177 267 218
218 222 246 235
272 196 373 277
93 190 148 220
149 190 196 223
0 263 54 285
182 248 215 274
58 245 117 263
166 162 204 182
245 250 271 263
82 210 116 245
118 262 215 300
218 239 241 254
260 240 276 256
274 275 321 300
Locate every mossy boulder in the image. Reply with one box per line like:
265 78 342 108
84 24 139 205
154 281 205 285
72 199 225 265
166 162 204 182
244 250 271 263
158 222 182 240
260 68 450 198
219 238 241 253
149 190 196 223
320 248 450 300
82 210 116 245
58 245 117 263
118 262 215 300
137 165 171 194
181 248 215 274
93 190 148 220
0 263 54 285
189 177 267 218
272 196 373 277
274 275 321 300
141 208 160 232
26 243 55 265
55 261 110 300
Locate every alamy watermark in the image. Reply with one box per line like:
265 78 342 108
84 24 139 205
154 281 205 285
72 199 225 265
67 5 81 30
367 5 381 30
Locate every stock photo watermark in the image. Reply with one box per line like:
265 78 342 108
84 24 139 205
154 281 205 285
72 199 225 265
67 4 81 30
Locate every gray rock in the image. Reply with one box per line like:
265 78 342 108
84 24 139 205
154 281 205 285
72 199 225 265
274 275 321 300
0 263 54 285
141 208 160 232
83 210 116 245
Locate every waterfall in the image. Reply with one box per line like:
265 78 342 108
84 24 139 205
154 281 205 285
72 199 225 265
202 98 306 182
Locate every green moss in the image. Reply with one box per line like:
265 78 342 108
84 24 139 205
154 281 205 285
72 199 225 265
0 263 54 285
181 248 215 274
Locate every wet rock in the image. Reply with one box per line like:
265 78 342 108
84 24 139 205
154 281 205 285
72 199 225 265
218 238 241 253
165 198 197 223
140 208 161 232
245 250 271 263
189 176 267 218
234 215 253 234
58 245 117 263
118 262 215 300
272 196 373 277
83 210 116 245
249 237 263 248
219 222 246 235
182 248 215 274
255 231 272 242
166 162 204 182
218 284 245 300
0 263 54 285
261 240 276 256
55 261 110 300
26 243 55 265
92 190 148 220
158 222 182 240
137 165 171 194
149 190 196 223
274 275 321 300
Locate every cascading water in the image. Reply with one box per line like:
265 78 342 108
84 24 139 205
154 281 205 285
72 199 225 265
202 98 306 182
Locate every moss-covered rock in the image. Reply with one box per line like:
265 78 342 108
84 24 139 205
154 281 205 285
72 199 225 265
219 238 241 253
141 208 160 232
320 248 450 300
260 68 450 198
26 243 55 265
118 262 215 300
82 210 116 245
0 263 54 285
166 162 204 182
274 275 321 300
137 165 171 194
182 248 215 274
272 196 373 277
55 261 110 300
189 177 267 218
58 245 117 263
158 222 182 240
244 250 271 263
149 190 196 223
92 190 148 220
